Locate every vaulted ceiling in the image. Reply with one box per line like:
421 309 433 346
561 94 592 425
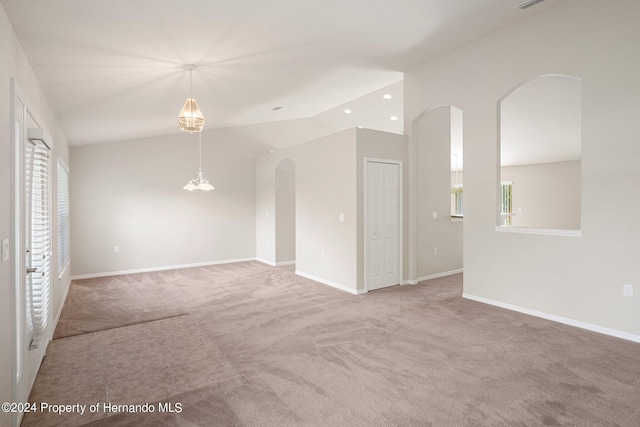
1 0 568 145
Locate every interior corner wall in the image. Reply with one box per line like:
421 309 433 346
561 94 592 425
70 131 258 276
415 107 463 280
355 128 408 290
252 118 328 266
255 154 276 266
1 4 72 425
256 129 358 291
404 0 640 337
275 161 296 264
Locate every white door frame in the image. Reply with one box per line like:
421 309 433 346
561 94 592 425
10 78 28 427
10 78 52 427
364 158 403 292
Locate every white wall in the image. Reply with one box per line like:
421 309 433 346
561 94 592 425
70 118 329 277
0 4 71 426
257 129 358 289
275 160 296 264
257 128 406 292
414 106 463 280
405 0 640 338
502 160 581 230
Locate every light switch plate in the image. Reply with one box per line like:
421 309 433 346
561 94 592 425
1 239 8 262
623 284 634 297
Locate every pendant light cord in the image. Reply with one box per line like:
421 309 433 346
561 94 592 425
189 69 194 99
198 131 203 172
189 69 195 118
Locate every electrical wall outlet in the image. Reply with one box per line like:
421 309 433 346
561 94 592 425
114 246 120 253
434 247 438 255
432 211 438 219
339 213 345 222
623 284 634 297
2 238 9 262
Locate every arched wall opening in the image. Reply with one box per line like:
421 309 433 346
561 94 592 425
498 74 582 232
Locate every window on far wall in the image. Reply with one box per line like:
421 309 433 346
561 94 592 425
451 186 463 218
500 182 513 226
57 159 70 277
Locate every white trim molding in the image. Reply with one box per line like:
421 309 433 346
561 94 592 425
495 226 582 238
70 258 257 280
255 258 276 267
52 275 72 333
463 293 640 344
296 270 365 295
275 260 296 267
416 268 463 284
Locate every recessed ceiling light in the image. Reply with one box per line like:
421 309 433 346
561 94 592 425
358 126 363 128
272 106 283 111
383 94 392 100
390 116 399 121
344 109 352 114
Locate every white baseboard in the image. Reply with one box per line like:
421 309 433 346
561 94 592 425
463 293 640 344
70 258 258 280
255 258 276 267
402 280 418 285
296 270 365 295
52 274 72 335
416 268 463 283
276 260 296 266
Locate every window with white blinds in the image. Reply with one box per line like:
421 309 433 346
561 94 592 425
500 182 513 226
57 159 70 277
26 140 51 348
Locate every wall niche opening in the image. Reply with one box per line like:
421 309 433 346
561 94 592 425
498 75 582 234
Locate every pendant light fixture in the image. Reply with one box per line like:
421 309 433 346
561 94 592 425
178 64 205 133
183 131 214 191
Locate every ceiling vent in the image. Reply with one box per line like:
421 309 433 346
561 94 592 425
516 0 545 9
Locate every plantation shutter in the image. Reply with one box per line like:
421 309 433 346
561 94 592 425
57 159 70 276
26 136 51 349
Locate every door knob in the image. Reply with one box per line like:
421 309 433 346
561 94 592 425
26 267 38 274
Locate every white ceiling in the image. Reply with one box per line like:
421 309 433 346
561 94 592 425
1 0 568 145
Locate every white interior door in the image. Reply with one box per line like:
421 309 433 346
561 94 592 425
366 161 400 291
11 80 52 427
11 89 28 423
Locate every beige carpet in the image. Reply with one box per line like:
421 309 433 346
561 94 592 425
25 261 640 426
53 262 267 338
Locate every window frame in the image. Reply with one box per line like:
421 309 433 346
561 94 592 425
57 158 70 278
